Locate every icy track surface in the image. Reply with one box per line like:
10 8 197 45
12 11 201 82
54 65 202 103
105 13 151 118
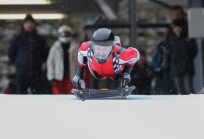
0 94 204 139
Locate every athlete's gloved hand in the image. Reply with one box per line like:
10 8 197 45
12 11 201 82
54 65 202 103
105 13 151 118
119 72 131 88
72 74 82 88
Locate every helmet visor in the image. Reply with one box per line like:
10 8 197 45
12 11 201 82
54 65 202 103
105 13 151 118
93 45 112 60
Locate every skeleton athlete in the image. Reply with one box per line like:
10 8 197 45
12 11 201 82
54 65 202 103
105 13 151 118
72 28 140 89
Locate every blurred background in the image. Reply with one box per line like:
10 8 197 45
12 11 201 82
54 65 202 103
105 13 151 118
0 0 203 95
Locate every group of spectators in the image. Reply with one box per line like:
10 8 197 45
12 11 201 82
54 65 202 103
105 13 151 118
5 14 79 95
3 5 198 95
130 5 198 95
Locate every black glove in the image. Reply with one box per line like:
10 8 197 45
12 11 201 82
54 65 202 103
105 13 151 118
119 72 131 88
72 74 82 88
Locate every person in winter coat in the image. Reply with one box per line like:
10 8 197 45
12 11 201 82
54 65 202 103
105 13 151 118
166 5 188 46
8 14 49 94
150 41 176 95
47 25 78 94
167 19 198 95
129 50 154 95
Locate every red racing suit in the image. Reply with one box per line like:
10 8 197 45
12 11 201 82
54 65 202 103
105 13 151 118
76 41 140 81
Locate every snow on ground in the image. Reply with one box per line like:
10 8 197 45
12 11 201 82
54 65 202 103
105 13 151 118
0 94 204 139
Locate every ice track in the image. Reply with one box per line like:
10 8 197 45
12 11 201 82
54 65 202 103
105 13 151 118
0 94 204 139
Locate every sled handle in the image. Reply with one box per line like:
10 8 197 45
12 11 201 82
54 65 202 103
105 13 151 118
79 80 86 90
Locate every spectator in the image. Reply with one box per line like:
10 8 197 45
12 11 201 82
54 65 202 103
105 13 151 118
4 74 17 94
8 14 49 94
150 41 176 95
47 25 78 94
167 19 198 95
166 5 188 45
129 50 154 95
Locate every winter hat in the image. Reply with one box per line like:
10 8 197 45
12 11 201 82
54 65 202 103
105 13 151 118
58 25 72 43
58 25 72 34
23 14 35 23
171 19 186 28
138 49 146 56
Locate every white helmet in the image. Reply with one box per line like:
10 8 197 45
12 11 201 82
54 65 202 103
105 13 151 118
58 25 72 43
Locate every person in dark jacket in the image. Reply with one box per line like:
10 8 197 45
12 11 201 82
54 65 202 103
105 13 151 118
166 5 188 46
129 50 154 95
167 19 198 95
8 14 49 94
150 41 176 95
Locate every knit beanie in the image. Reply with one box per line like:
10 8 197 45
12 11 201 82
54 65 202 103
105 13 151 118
23 14 35 23
138 49 146 56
